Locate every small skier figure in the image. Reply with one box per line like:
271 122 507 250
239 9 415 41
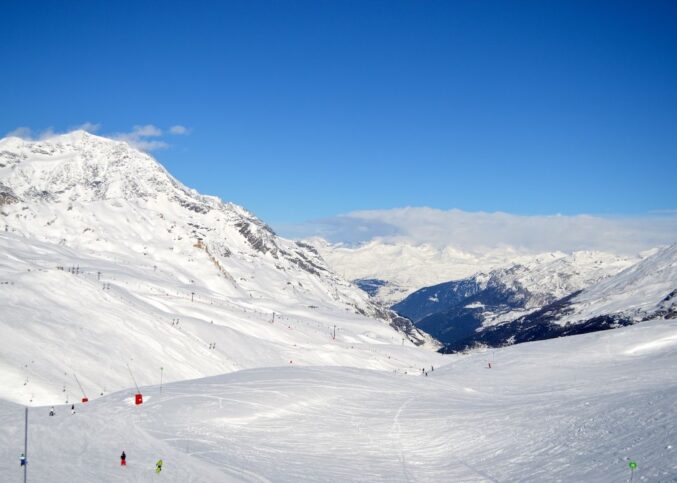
120 451 126 466
155 459 163 474
71 404 76 415
20 453 26 466
49 406 55 416
488 362 492 369
431 365 434 372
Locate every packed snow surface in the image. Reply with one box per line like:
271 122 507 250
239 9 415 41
0 319 675 482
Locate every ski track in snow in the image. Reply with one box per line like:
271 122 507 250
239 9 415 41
390 396 414 482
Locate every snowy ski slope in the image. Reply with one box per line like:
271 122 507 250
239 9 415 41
0 319 675 482
0 232 443 406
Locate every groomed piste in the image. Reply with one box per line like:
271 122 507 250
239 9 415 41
1 319 675 482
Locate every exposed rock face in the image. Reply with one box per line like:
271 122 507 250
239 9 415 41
0 183 19 206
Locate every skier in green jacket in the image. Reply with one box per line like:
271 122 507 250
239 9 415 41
155 459 163 474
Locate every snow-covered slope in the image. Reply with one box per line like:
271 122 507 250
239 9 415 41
1 319 675 482
439 244 677 351
394 251 635 344
0 131 439 405
565 244 677 323
475 250 637 313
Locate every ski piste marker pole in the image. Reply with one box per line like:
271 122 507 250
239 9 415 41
628 460 637 482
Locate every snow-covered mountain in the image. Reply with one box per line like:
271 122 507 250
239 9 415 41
424 245 676 352
394 251 636 349
396 251 636 322
0 131 439 405
309 238 547 305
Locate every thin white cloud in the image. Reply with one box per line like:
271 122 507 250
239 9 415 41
6 122 100 140
169 125 190 135
126 138 169 151
131 124 163 137
69 122 101 133
38 127 57 140
4 123 187 152
112 124 167 151
5 126 65 140
5 127 33 139
279 207 677 255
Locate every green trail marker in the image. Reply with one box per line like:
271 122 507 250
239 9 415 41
628 460 637 483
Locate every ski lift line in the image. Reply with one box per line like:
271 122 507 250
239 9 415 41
126 363 141 393
73 373 88 399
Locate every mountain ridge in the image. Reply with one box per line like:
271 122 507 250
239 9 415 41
424 244 677 352
0 131 440 405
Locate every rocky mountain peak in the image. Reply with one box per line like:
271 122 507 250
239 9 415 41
0 131 189 204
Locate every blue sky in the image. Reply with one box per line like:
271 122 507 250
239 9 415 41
1 0 676 227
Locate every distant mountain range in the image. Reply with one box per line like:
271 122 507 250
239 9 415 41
312 237 676 352
308 238 566 305
397 248 675 351
394 251 634 322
